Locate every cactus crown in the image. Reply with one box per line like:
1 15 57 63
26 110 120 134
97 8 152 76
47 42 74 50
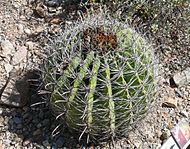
43 11 155 143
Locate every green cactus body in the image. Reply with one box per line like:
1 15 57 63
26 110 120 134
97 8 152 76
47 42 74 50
44 14 155 142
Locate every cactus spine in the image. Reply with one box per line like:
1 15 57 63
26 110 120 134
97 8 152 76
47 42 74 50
43 12 155 143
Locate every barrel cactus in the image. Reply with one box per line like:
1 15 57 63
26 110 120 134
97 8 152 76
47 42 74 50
43 11 155 143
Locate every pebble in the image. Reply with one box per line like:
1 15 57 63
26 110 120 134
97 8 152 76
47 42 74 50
0 117 4 127
12 117 22 124
56 136 64 148
180 110 188 118
24 28 32 35
0 76 29 107
0 108 3 114
23 138 32 146
26 41 34 51
4 63 13 77
42 119 50 126
45 0 61 7
173 67 190 86
16 124 23 129
160 129 171 141
33 26 44 36
35 4 47 18
37 123 42 128
42 140 50 146
33 129 41 136
39 110 44 119
12 46 28 65
162 97 178 108
17 24 24 34
0 39 15 57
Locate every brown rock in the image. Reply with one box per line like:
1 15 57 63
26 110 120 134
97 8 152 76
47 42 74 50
34 3 47 18
162 97 178 108
49 17 62 24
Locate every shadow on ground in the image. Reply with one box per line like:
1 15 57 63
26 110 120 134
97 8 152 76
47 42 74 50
1 70 80 148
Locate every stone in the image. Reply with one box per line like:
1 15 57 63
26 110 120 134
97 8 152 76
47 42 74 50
180 110 188 118
24 28 32 35
56 136 64 148
0 117 4 127
42 140 50 146
173 67 190 86
0 108 3 115
162 97 178 108
33 26 44 35
50 17 62 24
4 63 13 77
12 117 22 124
37 123 42 128
0 40 14 57
16 123 23 129
42 119 50 126
12 46 27 65
0 73 30 107
26 41 34 51
22 138 32 146
33 129 41 136
160 129 170 141
17 24 24 34
35 4 47 18
45 0 61 7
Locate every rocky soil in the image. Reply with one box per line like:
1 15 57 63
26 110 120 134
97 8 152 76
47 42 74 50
0 0 190 149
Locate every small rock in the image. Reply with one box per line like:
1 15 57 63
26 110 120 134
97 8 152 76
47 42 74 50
65 21 72 25
0 117 4 127
4 63 13 77
17 24 24 34
0 108 3 115
12 117 22 124
35 4 47 18
56 136 64 148
12 46 27 65
37 123 42 128
28 0 36 5
42 119 50 126
33 129 41 136
174 88 183 98
0 74 29 107
26 41 34 50
173 67 190 86
16 123 23 129
180 110 188 118
48 7 57 13
50 17 62 24
39 110 44 119
24 28 32 35
42 140 50 146
160 129 170 141
162 97 178 108
33 26 44 35
4 139 11 146
23 138 32 146
0 40 15 57
46 0 61 7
